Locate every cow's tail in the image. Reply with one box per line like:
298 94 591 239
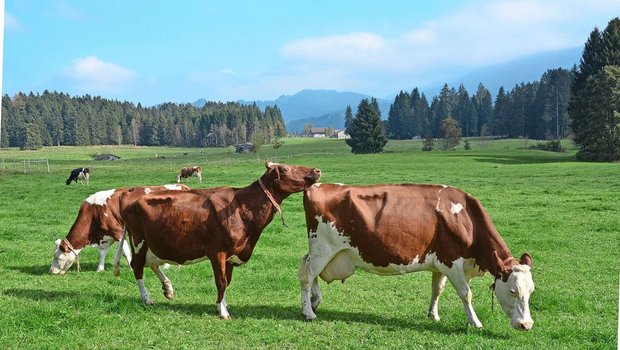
113 225 128 277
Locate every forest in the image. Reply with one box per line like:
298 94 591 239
387 68 573 140
1 92 286 149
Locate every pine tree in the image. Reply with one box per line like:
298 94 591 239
388 91 411 139
473 83 493 136
344 105 353 133
569 17 620 161
345 98 388 154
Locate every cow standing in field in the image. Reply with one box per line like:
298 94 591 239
116 162 321 319
177 166 202 183
299 183 535 331
50 184 189 275
66 167 90 186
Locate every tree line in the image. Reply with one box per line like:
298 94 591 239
387 67 573 141
1 91 286 150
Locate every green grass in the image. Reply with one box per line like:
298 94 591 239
0 138 618 349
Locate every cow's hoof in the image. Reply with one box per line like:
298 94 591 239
427 313 440 322
219 315 231 320
112 267 120 277
302 313 317 321
164 291 174 300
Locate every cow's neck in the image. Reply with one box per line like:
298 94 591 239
64 224 92 249
238 178 289 237
475 229 515 280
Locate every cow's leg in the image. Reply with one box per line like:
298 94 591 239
427 272 447 321
96 245 109 272
210 252 231 319
121 239 132 266
131 246 153 305
299 252 334 320
443 269 483 328
152 265 174 300
310 277 322 311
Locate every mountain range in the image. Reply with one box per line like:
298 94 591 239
192 47 582 133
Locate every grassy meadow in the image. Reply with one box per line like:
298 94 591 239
0 138 618 349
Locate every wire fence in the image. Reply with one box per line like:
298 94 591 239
0 158 50 174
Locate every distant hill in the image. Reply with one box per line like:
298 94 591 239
421 47 582 98
190 47 582 133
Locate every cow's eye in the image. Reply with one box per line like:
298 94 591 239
510 289 518 295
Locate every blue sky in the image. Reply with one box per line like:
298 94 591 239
3 0 619 106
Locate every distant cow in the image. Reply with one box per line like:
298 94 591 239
116 162 321 319
50 184 189 275
177 166 202 183
66 167 90 186
299 183 535 331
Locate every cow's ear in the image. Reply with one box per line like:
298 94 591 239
54 239 61 248
519 253 533 267
492 251 509 278
265 161 275 169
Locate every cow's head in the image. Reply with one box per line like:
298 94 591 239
49 239 80 275
493 252 535 331
264 161 321 194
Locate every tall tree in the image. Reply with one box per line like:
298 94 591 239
346 98 387 154
388 91 411 139
569 17 620 161
344 105 353 133
493 87 510 136
473 83 493 136
439 117 461 150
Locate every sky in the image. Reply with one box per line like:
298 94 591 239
2 0 619 106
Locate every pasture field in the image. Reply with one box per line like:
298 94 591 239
0 138 618 349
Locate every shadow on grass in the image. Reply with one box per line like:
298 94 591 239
2 287 505 338
11 263 105 275
447 153 575 165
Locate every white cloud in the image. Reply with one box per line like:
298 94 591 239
282 32 386 64
63 56 138 93
276 0 619 95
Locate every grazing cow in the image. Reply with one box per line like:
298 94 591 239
177 166 202 183
66 167 90 186
299 183 535 331
50 184 189 275
117 162 321 319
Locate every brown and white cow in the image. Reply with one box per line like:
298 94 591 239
116 162 321 319
299 183 535 331
177 166 202 183
50 184 189 275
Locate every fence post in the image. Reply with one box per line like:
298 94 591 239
46 159 50 173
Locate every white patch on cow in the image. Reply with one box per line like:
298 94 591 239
226 255 245 266
144 188 152 195
85 189 116 206
135 240 145 252
450 202 464 215
334 183 345 186
442 185 448 188
266 161 279 168
163 184 184 190
311 183 322 188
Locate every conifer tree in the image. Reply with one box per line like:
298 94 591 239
344 105 353 133
345 98 387 154
569 17 620 161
